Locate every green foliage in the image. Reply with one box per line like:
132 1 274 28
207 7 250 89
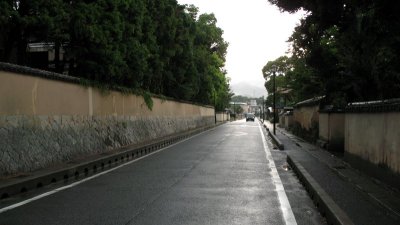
262 56 315 106
267 0 400 104
233 105 244 114
69 0 127 83
231 95 248 103
0 0 69 66
141 91 154 110
0 0 231 111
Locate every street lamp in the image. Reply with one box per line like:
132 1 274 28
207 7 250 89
233 102 236 120
262 95 264 123
272 65 277 135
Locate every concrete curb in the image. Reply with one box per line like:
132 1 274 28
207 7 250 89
287 155 355 225
263 124 284 150
0 123 223 200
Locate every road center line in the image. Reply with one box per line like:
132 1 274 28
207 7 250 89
258 122 298 225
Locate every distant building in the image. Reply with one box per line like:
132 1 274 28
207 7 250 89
229 102 249 114
249 99 259 113
27 42 67 73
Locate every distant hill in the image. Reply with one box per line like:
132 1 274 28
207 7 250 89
230 82 267 98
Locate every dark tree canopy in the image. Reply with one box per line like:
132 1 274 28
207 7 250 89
0 0 232 110
266 0 400 105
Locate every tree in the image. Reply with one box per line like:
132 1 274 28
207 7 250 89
262 55 325 106
118 0 148 89
267 0 400 104
0 0 18 62
68 0 127 83
231 95 250 104
0 0 69 68
0 0 232 109
262 56 294 106
233 105 244 114
161 4 198 100
191 12 230 109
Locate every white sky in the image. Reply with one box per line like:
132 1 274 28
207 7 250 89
176 0 304 95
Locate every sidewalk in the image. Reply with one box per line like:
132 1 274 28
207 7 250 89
262 120 400 225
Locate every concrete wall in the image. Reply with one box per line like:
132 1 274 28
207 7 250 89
0 69 214 175
319 113 329 141
319 112 345 151
345 112 400 174
284 115 293 130
293 105 319 130
279 115 284 127
216 112 230 122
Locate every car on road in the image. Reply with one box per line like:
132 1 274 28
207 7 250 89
246 113 255 122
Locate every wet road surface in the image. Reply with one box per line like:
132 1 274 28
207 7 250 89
0 120 297 225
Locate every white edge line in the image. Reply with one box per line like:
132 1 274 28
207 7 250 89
258 122 298 225
0 127 216 214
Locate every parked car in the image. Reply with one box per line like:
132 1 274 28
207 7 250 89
246 113 255 122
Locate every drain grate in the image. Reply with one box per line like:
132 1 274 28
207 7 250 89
16 174 30 178
333 165 346 170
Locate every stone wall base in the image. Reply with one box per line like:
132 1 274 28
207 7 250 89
0 115 214 175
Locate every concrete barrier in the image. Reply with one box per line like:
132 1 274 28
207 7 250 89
263 124 284 150
287 155 355 225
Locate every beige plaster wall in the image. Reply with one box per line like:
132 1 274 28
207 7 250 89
0 70 214 175
319 112 345 151
319 113 329 141
284 115 293 130
293 105 319 130
345 112 400 173
0 71 89 115
279 115 284 127
216 112 229 122
0 71 214 117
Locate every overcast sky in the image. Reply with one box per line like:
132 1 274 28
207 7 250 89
176 0 304 96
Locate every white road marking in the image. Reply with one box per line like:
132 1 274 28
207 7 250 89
0 128 214 214
258 122 298 225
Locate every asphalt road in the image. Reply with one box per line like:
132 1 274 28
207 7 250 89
0 120 297 225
